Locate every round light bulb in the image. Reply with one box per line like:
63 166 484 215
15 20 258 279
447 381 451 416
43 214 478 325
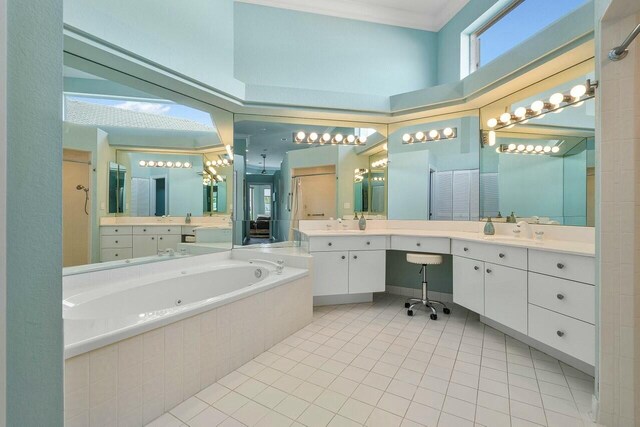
205 161 212 166
517 144 525 152
358 136 367 144
543 146 552 153
334 134 344 143
309 132 318 142
499 112 512 124
175 161 182 168
534 145 543 153
322 133 331 143
514 107 527 119
443 127 453 137
223 159 229 165
415 131 425 141
138 160 147 167
147 161 155 167
488 130 496 147
296 131 306 142
508 143 516 151
487 118 498 128
531 100 545 112
551 146 560 153
570 84 587 98
429 129 439 139
526 145 534 152
157 161 165 167
549 93 565 105
166 161 174 168
402 134 412 143
346 135 356 144
183 162 191 168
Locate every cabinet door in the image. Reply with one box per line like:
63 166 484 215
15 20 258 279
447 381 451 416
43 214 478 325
133 235 158 258
311 251 349 296
484 263 528 334
348 250 386 294
157 234 181 251
453 256 485 315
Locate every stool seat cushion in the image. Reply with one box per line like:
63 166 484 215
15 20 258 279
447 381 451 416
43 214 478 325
407 253 443 265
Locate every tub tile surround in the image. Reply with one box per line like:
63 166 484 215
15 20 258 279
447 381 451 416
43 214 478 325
146 295 600 427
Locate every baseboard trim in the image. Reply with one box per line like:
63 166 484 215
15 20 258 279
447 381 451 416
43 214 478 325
386 285 453 302
313 293 373 306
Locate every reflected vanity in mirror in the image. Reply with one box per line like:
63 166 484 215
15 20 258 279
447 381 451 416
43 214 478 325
480 63 595 226
387 113 481 221
234 115 387 246
62 62 234 271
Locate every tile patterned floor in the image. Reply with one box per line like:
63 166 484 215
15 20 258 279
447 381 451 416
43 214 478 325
147 294 599 427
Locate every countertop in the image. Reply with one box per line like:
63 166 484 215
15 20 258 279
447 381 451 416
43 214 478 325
298 228 595 257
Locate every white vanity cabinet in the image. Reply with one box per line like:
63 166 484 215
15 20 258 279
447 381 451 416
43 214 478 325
484 263 528 334
100 225 183 261
309 236 387 297
452 256 484 314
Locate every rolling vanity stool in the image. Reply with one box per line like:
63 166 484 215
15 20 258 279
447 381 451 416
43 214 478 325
404 253 451 320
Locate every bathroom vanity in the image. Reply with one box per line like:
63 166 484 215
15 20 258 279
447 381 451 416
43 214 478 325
299 220 595 373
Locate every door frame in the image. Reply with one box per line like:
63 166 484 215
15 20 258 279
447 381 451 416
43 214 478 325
0 0 8 421
150 175 168 216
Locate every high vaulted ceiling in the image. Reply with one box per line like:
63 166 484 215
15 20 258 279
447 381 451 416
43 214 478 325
235 0 470 31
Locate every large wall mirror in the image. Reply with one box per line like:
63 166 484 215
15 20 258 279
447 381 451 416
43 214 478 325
233 115 387 246
62 59 234 271
387 112 481 220
480 61 595 226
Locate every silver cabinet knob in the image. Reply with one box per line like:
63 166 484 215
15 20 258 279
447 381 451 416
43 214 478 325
341 255 345 260
474 266 480 271
328 242 332 246
556 293 565 300
557 330 565 337
366 241 371 245
486 268 492 273
353 255 358 260
416 242 421 247
499 253 505 258
463 247 469 252
557 263 565 269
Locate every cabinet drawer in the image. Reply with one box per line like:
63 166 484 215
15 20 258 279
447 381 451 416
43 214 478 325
390 236 450 254
309 236 387 252
100 236 133 249
528 304 595 366
452 240 527 270
100 226 132 236
133 226 182 235
528 249 594 284
182 226 198 235
101 248 133 262
528 272 595 324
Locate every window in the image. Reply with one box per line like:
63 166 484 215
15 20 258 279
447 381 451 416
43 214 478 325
470 0 589 72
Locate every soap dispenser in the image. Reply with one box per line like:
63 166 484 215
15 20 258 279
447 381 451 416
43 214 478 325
358 213 367 230
484 217 495 235
185 213 192 224
354 211 359 220
507 212 516 223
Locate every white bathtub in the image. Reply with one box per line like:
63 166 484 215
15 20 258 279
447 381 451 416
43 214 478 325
63 259 308 359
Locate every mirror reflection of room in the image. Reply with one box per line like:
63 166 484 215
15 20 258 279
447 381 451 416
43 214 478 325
234 115 387 245
62 64 233 268
480 65 595 226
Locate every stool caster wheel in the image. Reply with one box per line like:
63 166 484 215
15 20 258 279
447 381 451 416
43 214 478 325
443 308 451 315
405 302 410 308
430 313 437 320
407 310 414 316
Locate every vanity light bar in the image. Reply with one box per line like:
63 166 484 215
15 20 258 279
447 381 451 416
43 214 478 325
486 80 598 133
354 168 368 182
293 132 367 145
371 158 388 168
138 160 192 168
205 158 233 168
496 143 561 155
372 177 385 182
402 127 457 144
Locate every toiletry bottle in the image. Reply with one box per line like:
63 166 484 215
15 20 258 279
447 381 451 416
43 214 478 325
508 212 516 223
185 213 191 224
358 213 367 230
484 217 495 235
496 211 502 219
354 211 359 220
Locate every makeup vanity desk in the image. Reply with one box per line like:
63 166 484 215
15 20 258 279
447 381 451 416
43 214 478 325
297 220 596 374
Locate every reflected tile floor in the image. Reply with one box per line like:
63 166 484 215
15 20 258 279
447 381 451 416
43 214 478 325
147 293 601 427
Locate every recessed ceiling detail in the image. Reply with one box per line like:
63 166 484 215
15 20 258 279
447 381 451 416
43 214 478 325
235 0 470 31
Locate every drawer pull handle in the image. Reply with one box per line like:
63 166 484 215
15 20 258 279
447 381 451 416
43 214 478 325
328 242 332 246
115 229 118 232
366 241 371 245
416 242 421 247
557 263 565 269
499 253 505 258
556 293 565 300
143 228 147 232
486 268 492 274
556 330 565 337
474 266 479 271
341 255 346 260
115 241 118 244
159 237 163 240
353 255 358 260
463 247 468 252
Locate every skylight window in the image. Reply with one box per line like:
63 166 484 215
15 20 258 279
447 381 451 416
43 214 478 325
470 0 589 72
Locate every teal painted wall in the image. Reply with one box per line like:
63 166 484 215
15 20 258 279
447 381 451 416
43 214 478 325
7 0 63 425
386 251 453 293
234 3 438 97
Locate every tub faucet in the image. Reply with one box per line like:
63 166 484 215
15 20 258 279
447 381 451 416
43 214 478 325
514 221 533 239
248 259 285 274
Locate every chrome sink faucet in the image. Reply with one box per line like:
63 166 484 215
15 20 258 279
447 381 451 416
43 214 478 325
514 220 533 239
